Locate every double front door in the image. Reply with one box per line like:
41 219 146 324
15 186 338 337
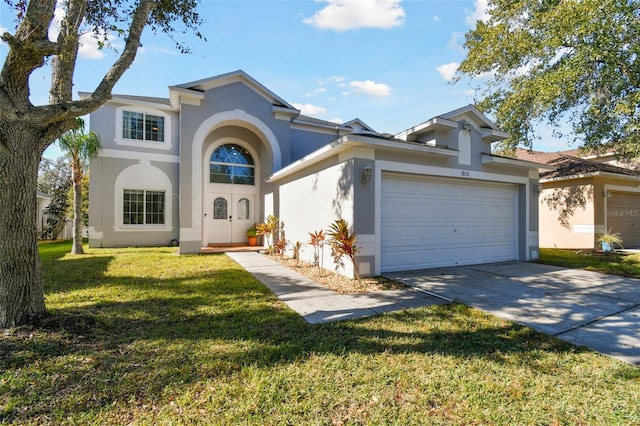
206 193 255 244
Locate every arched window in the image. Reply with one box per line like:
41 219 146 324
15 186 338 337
209 144 255 185
238 198 250 220
213 197 227 220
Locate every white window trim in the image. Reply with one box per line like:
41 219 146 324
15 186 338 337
114 161 173 232
115 106 172 150
122 189 167 227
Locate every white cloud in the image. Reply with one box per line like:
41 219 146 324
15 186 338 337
292 102 327 116
465 0 490 27
47 3 117 59
432 15 441 22
446 31 464 51
78 33 112 59
436 62 460 81
348 80 391 97
304 0 405 31
304 87 327 97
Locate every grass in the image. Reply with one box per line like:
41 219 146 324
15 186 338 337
1 241 639 424
539 248 640 278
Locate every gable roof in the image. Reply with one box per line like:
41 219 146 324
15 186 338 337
342 118 376 133
515 148 638 180
169 70 298 111
395 104 509 143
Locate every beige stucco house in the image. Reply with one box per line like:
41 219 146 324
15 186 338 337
516 149 640 249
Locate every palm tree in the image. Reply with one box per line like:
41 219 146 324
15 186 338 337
57 118 101 254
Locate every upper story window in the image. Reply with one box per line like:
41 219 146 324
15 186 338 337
209 144 255 185
123 111 165 142
115 106 172 150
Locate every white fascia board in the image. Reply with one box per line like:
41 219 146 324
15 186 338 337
290 119 352 135
108 95 176 112
267 139 350 182
169 86 204 108
480 128 510 142
267 135 458 182
79 91 176 112
481 153 556 171
395 117 458 141
348 134 458 158
273 105 301 121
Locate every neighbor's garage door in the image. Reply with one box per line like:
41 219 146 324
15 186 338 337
381 173 518 272
607 191 640 248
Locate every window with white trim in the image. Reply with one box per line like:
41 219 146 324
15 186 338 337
122 111 165 142
123 189 165 225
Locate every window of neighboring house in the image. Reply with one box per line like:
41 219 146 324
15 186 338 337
209 144 255 185
123 189 165 225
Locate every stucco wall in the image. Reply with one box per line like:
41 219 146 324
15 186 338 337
277 158 357 277
88 156 179 248
539 181 595 249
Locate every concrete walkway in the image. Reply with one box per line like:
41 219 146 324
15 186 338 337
228 252 640 366
226 252 446 324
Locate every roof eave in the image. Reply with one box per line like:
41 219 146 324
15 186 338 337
267 135 458 182
169 86 204 108
481 153 556 171
395 117 458 141
540 170 640 183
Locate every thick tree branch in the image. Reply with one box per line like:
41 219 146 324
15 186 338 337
0 0 57 115
31 0 156 125
50 0 89 104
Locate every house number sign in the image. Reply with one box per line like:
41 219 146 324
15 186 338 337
461 171 470 177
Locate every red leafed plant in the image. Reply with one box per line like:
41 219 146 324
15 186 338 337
308 229 325 270
327 219 361 283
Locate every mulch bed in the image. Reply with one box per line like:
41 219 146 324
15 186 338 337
265 254 405 294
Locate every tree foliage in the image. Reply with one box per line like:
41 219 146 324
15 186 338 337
41 179 70 240
457 0 640 157
38 157 71 195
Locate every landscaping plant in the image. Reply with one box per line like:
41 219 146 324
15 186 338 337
597 229 624 252
256 215 280 254
309 229 325 270
327 218 361 283
292 241 303 266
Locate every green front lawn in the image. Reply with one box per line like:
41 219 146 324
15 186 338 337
539 248 640 278
1 241 639 424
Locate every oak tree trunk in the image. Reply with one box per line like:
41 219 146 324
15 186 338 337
0 125 48 327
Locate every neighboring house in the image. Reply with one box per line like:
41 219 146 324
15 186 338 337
516 149 640 249
36 191 73 239
36 191 52 234
87 70 546 276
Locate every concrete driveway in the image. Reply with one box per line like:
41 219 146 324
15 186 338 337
384 262 640 366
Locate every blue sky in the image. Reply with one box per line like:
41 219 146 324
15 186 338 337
1 0 571 159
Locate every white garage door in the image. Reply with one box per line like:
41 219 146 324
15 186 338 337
381 173 518 272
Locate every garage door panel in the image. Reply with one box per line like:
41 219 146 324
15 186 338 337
381 174 517 272
607 192 640 247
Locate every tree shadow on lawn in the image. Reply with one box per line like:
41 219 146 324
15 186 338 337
2 254 638 423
